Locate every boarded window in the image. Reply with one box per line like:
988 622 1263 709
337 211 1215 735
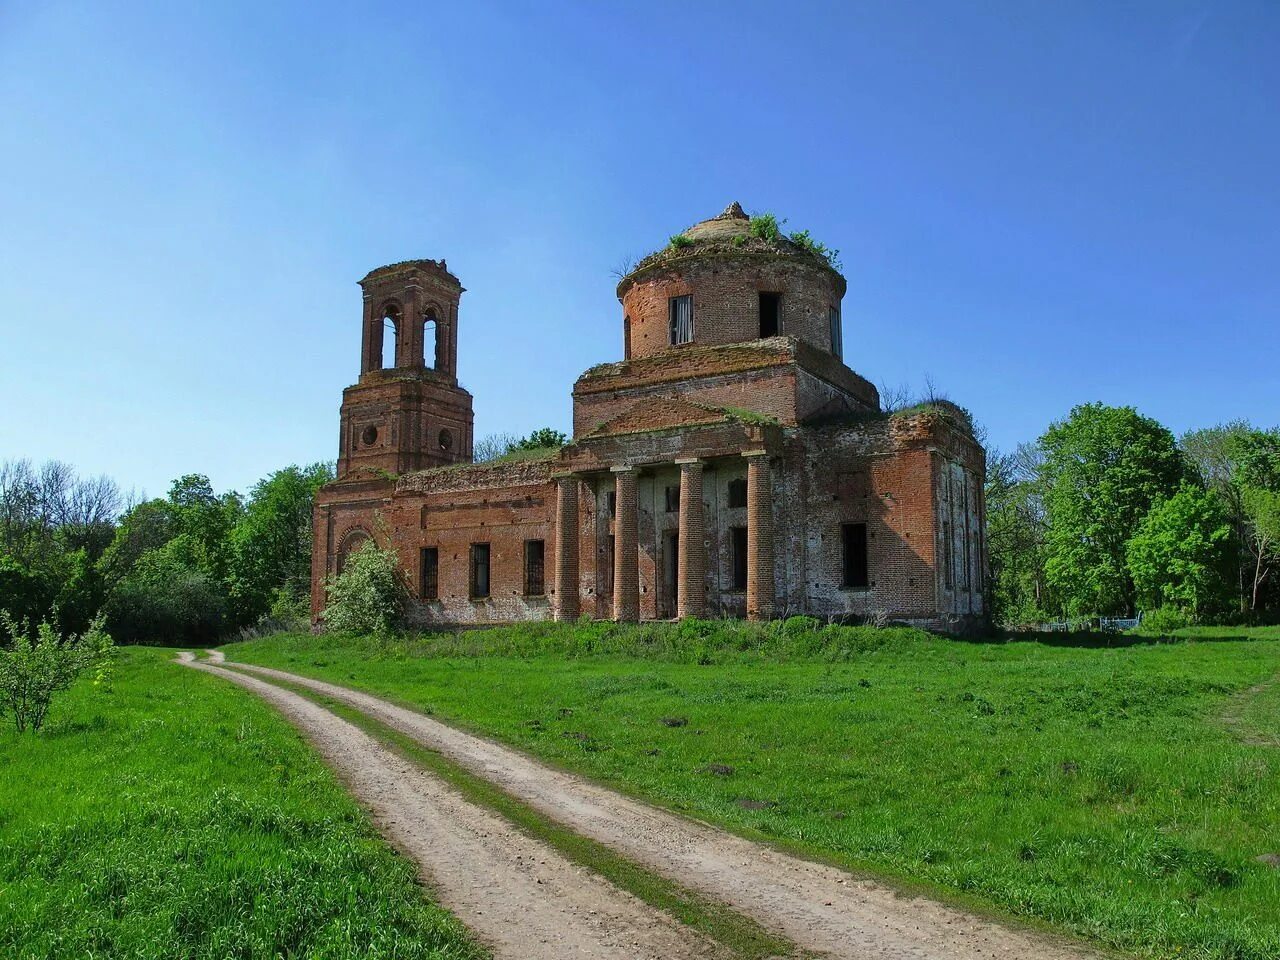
669 295 693 345
469 543 491 599
841 523 868 589
758 292 780 338
420 547 439 600
727 477 747 509
942 521 953 590
665 485 680 513
730 526 748 590
829 305 842 359
524 539 545 596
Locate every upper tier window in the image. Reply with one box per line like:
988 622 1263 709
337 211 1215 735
829 305 843 359
669 295 693 345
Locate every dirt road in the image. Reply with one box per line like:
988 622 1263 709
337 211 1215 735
176 653 725 960
220 655 1098 960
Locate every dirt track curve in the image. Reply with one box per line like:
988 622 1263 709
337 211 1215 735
176 652 725 960
211 652 1098 960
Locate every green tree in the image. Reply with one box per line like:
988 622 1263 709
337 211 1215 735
985 444 1050 624
1230 427 1280 611
103 541 228 645
515 428 568 451
227 462 333 625
1127 485 1234 619
1040 403 1186 615
1180 421 1254 610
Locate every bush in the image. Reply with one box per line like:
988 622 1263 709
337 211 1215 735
0 612 114 732
1138 605 1191 635
321 541 406 637
748 212 783 242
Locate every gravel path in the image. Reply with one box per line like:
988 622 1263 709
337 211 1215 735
221 656 1100 960
177 652 725 960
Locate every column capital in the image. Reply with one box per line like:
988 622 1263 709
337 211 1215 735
550 471 579 481
674 457 703 466
741 448 769 459
610 464 636 473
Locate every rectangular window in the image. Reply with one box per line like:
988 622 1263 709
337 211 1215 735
730 526 748 590
758 292 780 338
524 539 545 596
727 477 747 509
841 523 868 589
469 542 491 599
829 305 842 359
665 485 680 513
420 547 439 600
669 295 693 345
606 490 617 516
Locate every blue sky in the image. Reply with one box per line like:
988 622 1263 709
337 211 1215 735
1 1 1276 498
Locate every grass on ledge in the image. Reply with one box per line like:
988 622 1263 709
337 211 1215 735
225 620 1280 960
0 646 485 960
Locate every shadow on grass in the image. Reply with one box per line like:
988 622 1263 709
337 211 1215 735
961 629 1270 649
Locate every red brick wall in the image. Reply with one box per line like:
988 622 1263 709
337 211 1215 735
621 255 843 360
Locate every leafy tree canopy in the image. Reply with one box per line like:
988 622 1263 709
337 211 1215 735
1039 403 1186 615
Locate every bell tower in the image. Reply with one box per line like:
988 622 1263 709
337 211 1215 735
337 259 474 477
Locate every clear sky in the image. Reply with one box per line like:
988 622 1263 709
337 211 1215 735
1 1 1276 499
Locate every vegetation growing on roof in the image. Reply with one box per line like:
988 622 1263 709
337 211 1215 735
668 233 693 250
747 213 783 242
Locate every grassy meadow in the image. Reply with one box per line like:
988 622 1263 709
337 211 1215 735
227 621 1280 960
0 646 483 960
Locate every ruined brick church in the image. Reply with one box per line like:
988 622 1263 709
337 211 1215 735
311 203 986 632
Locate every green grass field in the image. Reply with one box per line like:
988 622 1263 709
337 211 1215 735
0 646 484 960
227 621 1280 960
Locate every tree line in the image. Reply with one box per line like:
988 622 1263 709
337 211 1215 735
986 404 1279 629
0 459 332 645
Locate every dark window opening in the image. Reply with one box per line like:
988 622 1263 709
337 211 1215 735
730 526 748 590
841 523 868 589
828 305 843 359
623 314 632 359
758 292 780 338
727 477 747 509
669 295 693 345
604 535 615 594
664 485 680 513
524 539 545 596
469 543 491 599
420 547 439 600
606 491 617 516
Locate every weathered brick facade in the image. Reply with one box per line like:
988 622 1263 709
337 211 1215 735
313 203 987 633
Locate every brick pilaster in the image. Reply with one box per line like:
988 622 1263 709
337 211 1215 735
612 467 639 622
553 475 580 622
677 458 706 619
746 451 775 620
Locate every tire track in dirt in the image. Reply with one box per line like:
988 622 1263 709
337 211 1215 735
224 658 1100 960
177 653 727 960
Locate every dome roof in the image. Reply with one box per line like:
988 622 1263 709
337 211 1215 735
617 202 843 297
683 201 751 241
